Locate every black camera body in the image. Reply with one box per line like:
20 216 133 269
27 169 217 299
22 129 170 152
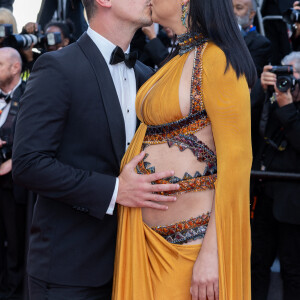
269 65 298 93
0 24 62 50
283 8 300 24
0 24 13 38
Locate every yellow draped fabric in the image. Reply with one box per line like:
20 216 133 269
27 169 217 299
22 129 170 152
112 42 252 300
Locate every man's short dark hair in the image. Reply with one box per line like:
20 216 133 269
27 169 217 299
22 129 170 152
82 0 97 20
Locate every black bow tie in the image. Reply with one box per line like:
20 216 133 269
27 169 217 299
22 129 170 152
109 46 137 69
0 92 11 103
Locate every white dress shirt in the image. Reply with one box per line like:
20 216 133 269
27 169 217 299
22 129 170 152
87 27 137 215
0 79 22 127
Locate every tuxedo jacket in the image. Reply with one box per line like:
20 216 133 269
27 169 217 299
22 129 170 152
12 33 153 287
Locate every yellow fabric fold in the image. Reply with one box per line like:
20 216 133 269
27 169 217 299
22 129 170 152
112 42 252 300
202 43 252 299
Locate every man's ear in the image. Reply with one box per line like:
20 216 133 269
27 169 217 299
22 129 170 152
95 0 112 8
11 62 21 76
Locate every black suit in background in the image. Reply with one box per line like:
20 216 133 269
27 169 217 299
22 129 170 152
37 0 88 39
12 33 153 298
131 28 170 68
0 0 14 11
0 82 27 299
261 0 292 64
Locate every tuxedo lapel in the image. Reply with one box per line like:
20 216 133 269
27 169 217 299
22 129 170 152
77 33 126 165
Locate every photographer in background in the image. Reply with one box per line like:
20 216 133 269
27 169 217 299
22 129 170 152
44 19 75 52
0 7 17 44
37 0 87 40
251 52 300 300
19 19 75 80
0 47 27 300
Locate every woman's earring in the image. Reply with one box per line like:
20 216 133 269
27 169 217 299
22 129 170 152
181 2 188 28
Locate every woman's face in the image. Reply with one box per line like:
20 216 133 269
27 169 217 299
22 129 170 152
150 0 181 29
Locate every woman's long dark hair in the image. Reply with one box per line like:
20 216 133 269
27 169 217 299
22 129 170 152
188 0 256 87
163 0 256 86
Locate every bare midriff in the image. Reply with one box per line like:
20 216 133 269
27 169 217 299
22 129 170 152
140 124 216 244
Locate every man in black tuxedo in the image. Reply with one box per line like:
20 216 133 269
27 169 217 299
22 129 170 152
12 0 178 299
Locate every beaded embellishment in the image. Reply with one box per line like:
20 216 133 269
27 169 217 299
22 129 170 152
137 150 217 196
137 42 217 195
144 110 210 144
151 212 210 244
177 32 208 56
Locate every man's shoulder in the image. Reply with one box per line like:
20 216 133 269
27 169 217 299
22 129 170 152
245 31 271 47
135 60 153 75
37 42 80 64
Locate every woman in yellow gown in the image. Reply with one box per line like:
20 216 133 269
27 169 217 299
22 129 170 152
112 0 256 298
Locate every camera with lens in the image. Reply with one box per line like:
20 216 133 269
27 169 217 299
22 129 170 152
269 65 299 93
0 23 62 50
283 8 300 24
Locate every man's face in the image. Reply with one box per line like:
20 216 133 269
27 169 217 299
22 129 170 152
0 54 13 87
111 0 152 29
232 0 254 28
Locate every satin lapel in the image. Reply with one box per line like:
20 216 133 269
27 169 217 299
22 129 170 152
77 33 126 165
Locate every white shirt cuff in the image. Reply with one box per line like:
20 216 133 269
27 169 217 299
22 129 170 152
106 177 118 215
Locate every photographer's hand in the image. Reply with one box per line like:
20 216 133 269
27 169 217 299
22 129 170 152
142 24 157 40
261 65 276 91
22 22 39 34
274 86 293 107
0 139 7 148
117 151 179 210
0 159 12 176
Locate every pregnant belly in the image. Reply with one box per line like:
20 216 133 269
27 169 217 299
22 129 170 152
140 142 215 227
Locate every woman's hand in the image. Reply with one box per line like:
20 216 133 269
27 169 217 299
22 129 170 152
190 247 219 300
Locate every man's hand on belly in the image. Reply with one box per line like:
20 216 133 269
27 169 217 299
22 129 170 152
117 151 179 210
